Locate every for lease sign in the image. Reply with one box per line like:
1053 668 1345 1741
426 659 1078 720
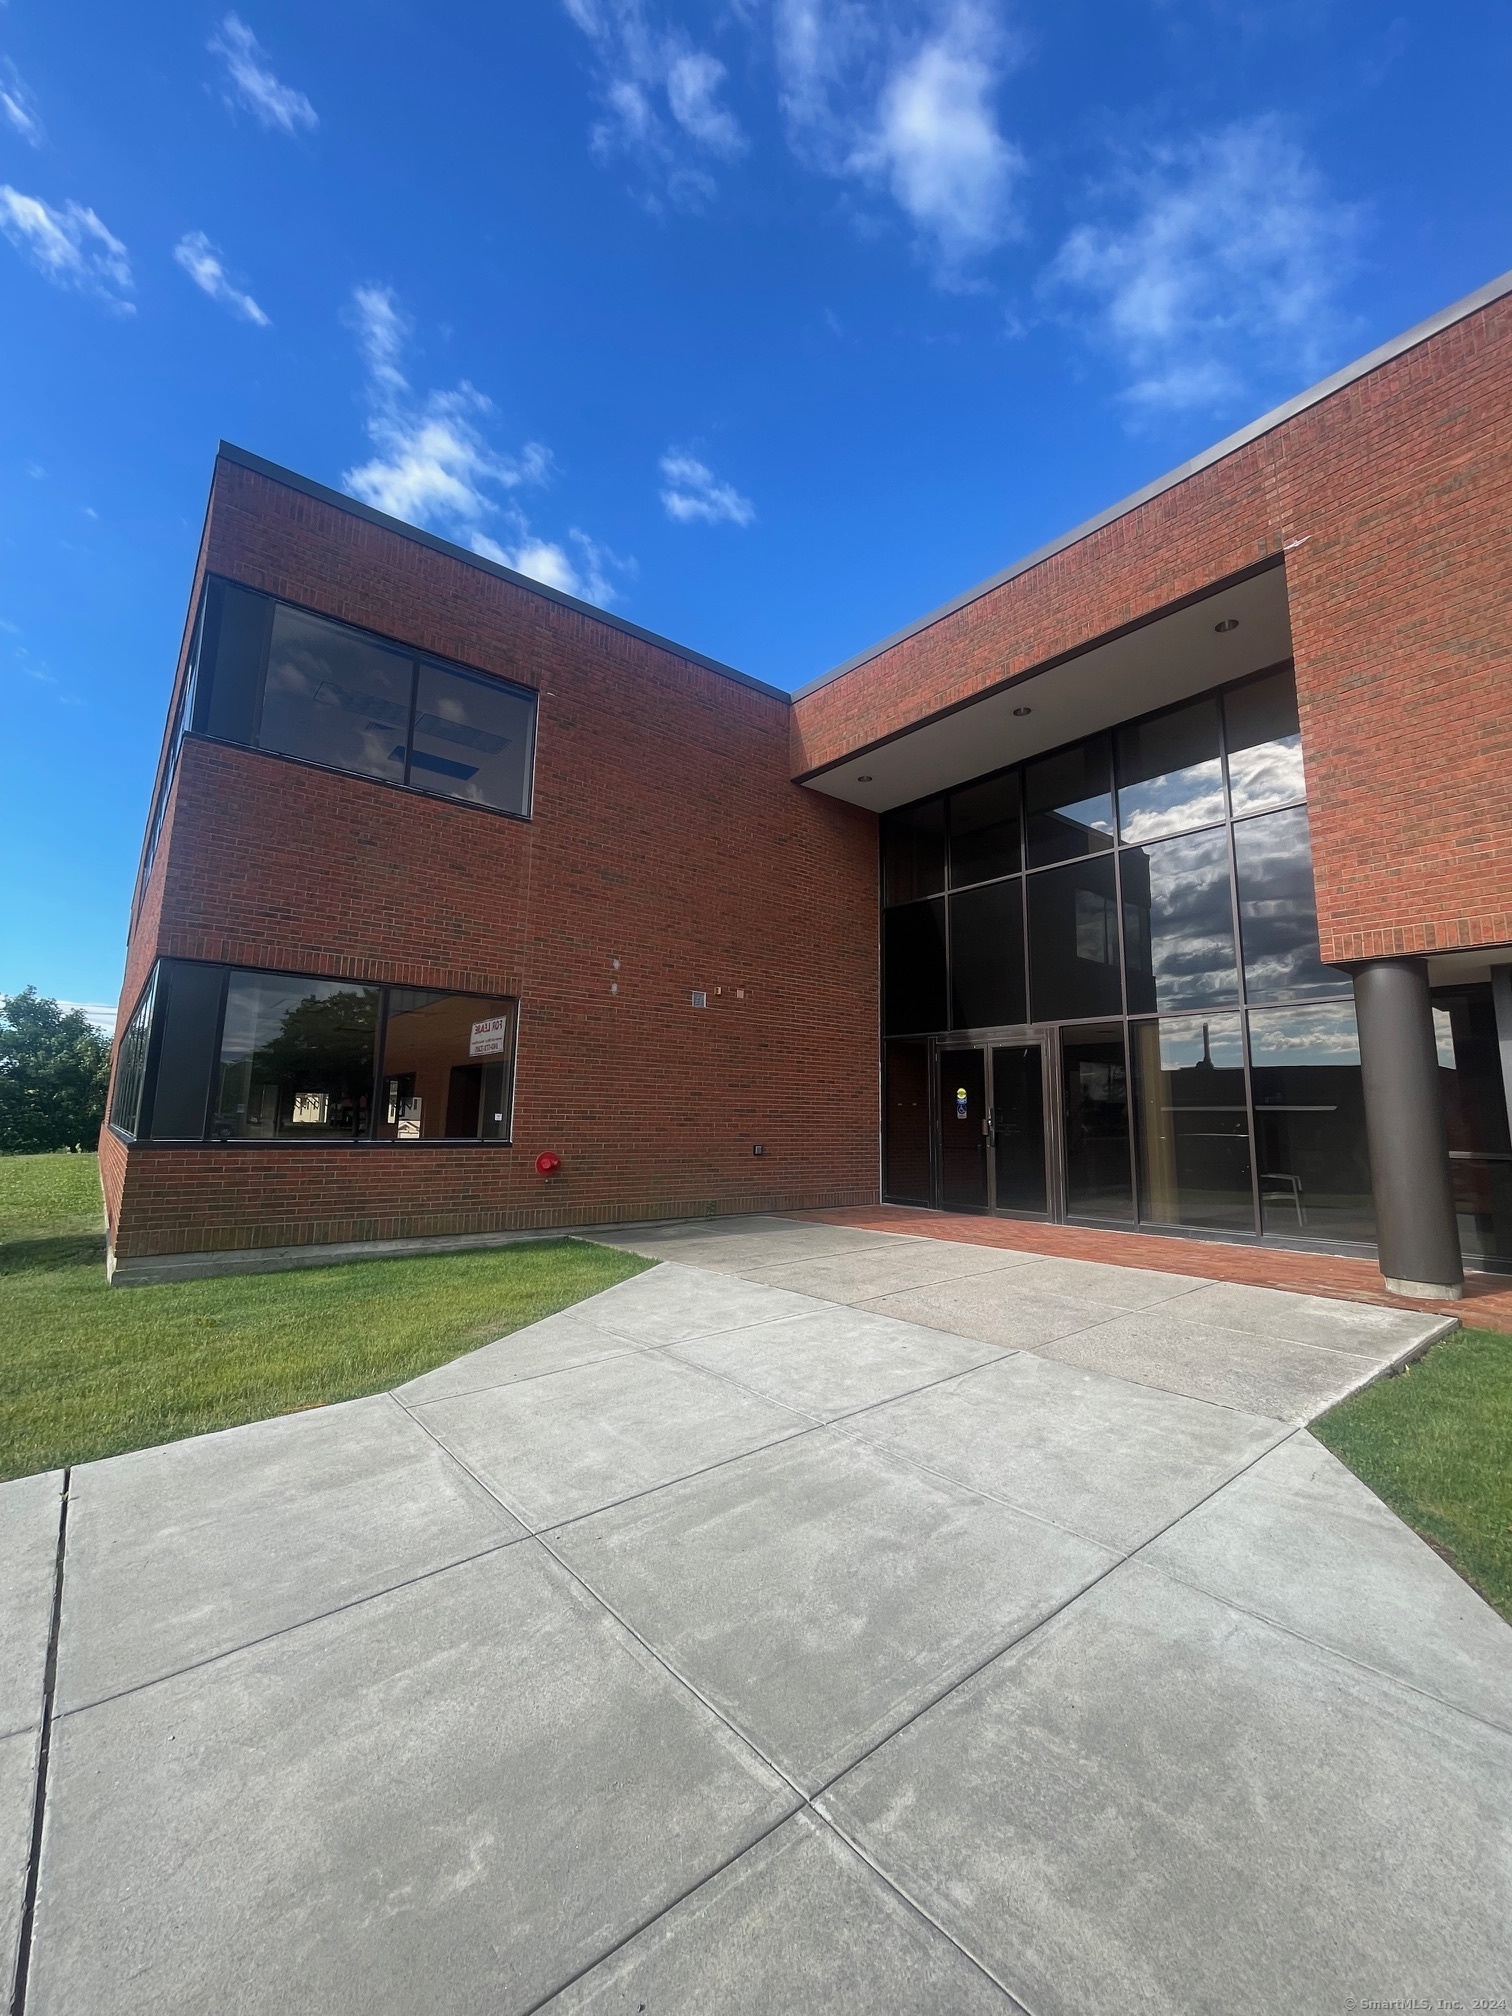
469 1015 510 1058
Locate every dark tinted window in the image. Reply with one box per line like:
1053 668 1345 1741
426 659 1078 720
375 990 515 1140
410 663 534 815
949 879 1026 1029
882 800 946 905
1225 666 1304 815
192 579 272 745
1433 985 1512 1157
1116 697 1224 843
1233 805 1345 1002
213 974 380 1140
949 771 1021 885
1027 854 1122 1021
1121 827 1239 1015
145 961 224 1140
259 605 412 784
1024 736 1114 868
1061 1025 1133 1219
109 970 157 1138
883 898 948 1034
1433 987 1512 1267
884 1040 932 1202
1248 1002 1374 1242
1132 1014 1254 1232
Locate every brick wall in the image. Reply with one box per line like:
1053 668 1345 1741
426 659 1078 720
106 459 880 1260
791 292 1512 966
1276 303 1512 962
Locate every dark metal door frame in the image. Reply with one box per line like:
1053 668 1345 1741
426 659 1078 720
931 1025 1062 1220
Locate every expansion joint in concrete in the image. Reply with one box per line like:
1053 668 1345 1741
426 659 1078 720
9 1469 69 2016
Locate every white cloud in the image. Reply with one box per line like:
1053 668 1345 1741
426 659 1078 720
0 58 42 144
471 527 626 604
0 186 133 309
57 1000 117 1036
775 0 1022 272
1044 118 1364 414
342 286 628 607
563 0 745 208
659 450 755 527
853 10 1023 264
665 52 743 155
209 14 317 134
173 230 269 326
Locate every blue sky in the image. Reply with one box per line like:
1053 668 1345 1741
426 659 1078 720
1 0 1508 1022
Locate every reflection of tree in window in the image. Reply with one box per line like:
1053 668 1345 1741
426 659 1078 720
215 981 379 1139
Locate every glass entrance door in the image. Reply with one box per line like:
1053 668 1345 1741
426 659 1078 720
938 1048 990 1211
991 1043 1049 1215
935 1039 1051 1216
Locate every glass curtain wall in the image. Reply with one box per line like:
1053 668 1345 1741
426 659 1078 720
880 661 1376 1245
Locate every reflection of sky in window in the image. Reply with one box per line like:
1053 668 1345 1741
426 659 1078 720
1125 828 1238 1011
411 664 531 809
1247 1001 1361 1067
1432 1006 1457 1068
263 607 411 781
1233 805 1346 1000
1227 735 1304 815
1151 1011 1245 1072
1117 761 1226 843
1056 793 1113 838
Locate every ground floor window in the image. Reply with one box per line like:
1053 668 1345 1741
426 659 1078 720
109 959 517 1146
1433 980 1512 1266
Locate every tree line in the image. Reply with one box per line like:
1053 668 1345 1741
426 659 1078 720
0 989 113 1154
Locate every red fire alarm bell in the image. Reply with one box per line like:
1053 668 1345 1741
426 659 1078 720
536 1151 562 1177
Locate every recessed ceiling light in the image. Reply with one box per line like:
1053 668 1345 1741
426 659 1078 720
1012 705 1032 717
857 773 873 782
1214 618 1239 633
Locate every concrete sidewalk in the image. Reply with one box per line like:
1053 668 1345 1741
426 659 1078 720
5 1225 1509 2013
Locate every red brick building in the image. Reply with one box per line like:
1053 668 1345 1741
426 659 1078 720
104 272 1512 1296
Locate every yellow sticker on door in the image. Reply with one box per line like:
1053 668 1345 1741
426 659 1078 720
956 1086 968 1118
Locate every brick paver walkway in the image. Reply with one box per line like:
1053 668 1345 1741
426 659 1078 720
788 1205 1512 1335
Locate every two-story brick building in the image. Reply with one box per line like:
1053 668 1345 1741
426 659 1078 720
103 269 1512 1298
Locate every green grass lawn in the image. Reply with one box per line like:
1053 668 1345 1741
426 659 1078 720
1314 1324 1512 1623
0 1151 651 1482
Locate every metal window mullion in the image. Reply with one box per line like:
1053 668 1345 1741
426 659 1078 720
1217 689 1265 1238
205 966 232 1141
402 661 420 788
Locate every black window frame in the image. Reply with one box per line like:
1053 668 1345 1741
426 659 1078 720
108 957 520 1148
107 969 158 1141
179 575 539 822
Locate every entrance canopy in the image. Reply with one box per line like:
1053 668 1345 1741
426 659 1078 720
800 562 1293 815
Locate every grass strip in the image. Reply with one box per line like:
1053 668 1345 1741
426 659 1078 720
1313 1324 1512 1623
1 1152 652 1481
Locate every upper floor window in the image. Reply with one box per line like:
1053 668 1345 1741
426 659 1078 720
184 577 536 817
